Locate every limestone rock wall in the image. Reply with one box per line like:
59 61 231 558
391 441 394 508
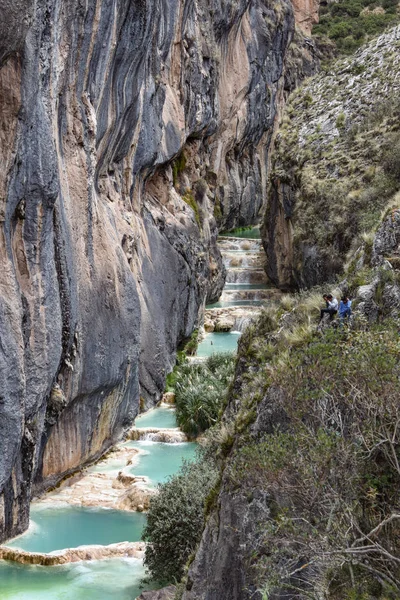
0 0 294 541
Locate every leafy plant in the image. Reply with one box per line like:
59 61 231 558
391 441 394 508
173 352 235 437
142 458 218 584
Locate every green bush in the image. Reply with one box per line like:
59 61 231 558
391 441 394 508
174 352 235 437
172 152 187 187
182 329 199 356
313 0 399 55
142 458 218 584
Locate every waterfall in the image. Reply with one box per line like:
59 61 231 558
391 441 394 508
129 428 188 443
233 316 252 332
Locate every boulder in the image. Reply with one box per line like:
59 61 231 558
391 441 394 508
372 209 400 265
136 586 176 600
214 317 235 332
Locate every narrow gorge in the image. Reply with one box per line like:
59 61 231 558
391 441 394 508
2 0 400 598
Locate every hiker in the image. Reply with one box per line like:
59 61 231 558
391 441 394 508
319 293 338 322
339 295 352 325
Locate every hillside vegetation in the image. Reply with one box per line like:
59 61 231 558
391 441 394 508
165 197 400 599
264 26 400 289
226 302 400 598
314 0 400 54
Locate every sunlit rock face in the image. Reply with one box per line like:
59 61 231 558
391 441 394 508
0 0 294 541
291 0 319 34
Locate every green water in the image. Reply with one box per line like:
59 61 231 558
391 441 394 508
134 405 177 429
126 442 197 486
220 226 261 239
206 300 264 308
0 558 149 600
89 454 132 474
6 506 146 553
196 332 241 356
1 410 196 596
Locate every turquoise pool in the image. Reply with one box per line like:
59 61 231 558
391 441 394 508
126 441 197 486
134 406 177 429
196 332 241 356
6 506 146 553
0 557 149 600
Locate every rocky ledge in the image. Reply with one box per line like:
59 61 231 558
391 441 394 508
33 445 154 512
264 25 400 288
0 541 145 566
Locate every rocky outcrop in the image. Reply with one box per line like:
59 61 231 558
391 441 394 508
137 586 176 600
0 540 145 565
291 0 319 35
32 444 155 512
183 488 271 600
263 25 400 289
0 0 295 542
372 208 400 266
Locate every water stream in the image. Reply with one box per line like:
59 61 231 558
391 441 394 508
198 225 272 356
134 405 177 429
125 442 197 487
219 226 261 239
0 558 149 600
0 407 192 599
0 225 267 598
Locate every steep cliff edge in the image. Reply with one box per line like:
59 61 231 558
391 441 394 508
263 26 400 289
0 0 294 542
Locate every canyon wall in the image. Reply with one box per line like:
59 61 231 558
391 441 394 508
0 0 294 541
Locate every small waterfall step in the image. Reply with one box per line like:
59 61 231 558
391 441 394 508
226 268 268 285
128 427 188 443
220 289 280 301
224 283 270 290
217 238 262 253
204 306 260 332
222 253 264 269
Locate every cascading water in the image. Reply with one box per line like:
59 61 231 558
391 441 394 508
232 316 252 332
0 228 274 597
199 227 279 356
0 406 196 598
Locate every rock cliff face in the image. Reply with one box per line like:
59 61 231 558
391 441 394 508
291 0 319 35
0 0 294 541
263 26 400 289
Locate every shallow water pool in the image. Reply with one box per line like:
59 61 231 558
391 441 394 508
196 332 241 356
134 405 177 429
6 506 146 553
126 441 197 486
0 557 149 600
